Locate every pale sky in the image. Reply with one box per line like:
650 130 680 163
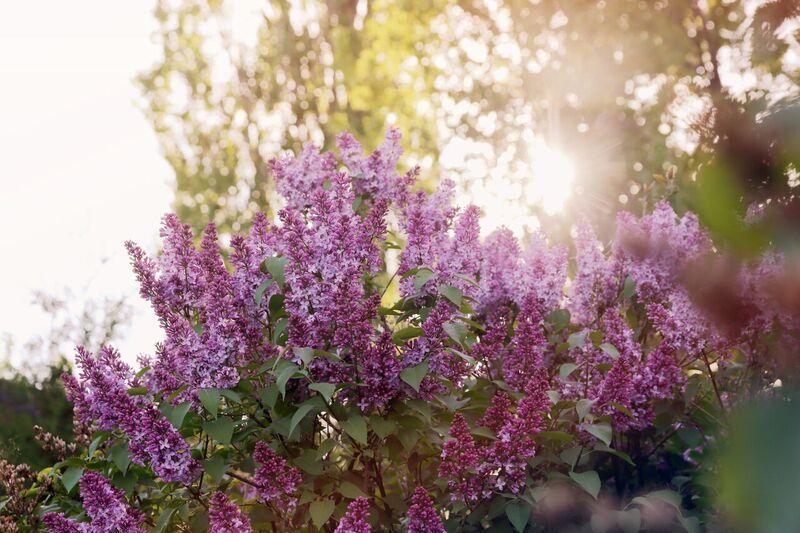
0 1 171 366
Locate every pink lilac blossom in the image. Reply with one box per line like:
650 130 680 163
514 232 568 314
271 142 337 209
352 332 403 411
478 228 521 312
334 497 372 533
277 170 386 360
209 492 252 533
398 180 457 298
502 295 548 392
614 202 709 300
569 222 619 325
44 471 145 533
336 128 412 203
252 442 303 514
63 346 199 484
438 413 482 502
436 204 483 299
406 487 446 533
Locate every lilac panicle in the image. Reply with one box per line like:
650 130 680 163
406 487 445 533
209 492 253 533
569 221 618 325
478 228 521 312
252 442 303 514
352 332 402 411
337 127 411 203
502 295 547 392
271 142 337 209
44 472 145 533
67 346 200 484
335 497 372 533
438 413 481 502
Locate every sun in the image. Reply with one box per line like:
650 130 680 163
525 139 576 215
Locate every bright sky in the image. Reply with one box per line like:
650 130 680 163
0 1 170 366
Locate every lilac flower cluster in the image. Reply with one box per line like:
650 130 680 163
63 347 199 483
44 471 145 532
406 487 446 533
335 497 372 533
252 442 303 514
439 372 551 501
209 492 252 533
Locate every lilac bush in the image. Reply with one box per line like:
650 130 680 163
3 128 798 531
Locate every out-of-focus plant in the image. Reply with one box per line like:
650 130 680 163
0 291 131 471
5 130 797 531
139 0 799 235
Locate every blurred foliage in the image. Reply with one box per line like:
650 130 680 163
0 291 131 471
139 0 799 236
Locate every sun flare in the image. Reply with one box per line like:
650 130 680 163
526 139 576 215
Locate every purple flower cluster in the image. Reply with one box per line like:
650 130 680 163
209 492 252 533
63 347 199 483
406 487 445 533
335 497 372 533
252 442 303 514
439 372 551 501
44 471 145 532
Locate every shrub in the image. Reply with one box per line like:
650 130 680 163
3 129 797 532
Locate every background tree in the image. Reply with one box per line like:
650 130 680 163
139 0 799 238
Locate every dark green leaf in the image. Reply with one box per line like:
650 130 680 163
438 285 463 306
600 343 620 359
108 443 131 474
392 326 423 343
400 360 429 393
203 454 227 482
569 470 601 499
203 418 235 445
276 363 300 399
309 500 335 529
126 386 149 396
506 501 531 532
164 402 191 429
254 280 271 306
586 423 612 446
443 322 467 345
341 415 368 445
309 382 336 403
263 256 288 289
198 388 221 418
339 481 367 499
62 467 82 493
289 403 318 438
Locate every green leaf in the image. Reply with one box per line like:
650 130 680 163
546 308 571 329
576 398 595 420
154 506 178 533
203 418 235 445
293 347 315 366
505 501 531 532
87 434 107 458
165 402 191 429
400 360 429 393
126 386 149 396
567 332 586 349
289 403 318 438
309 500 335 529
438 285 463 306
369 417 397 439
610 402 633 418
586 423 613 446
203 454 228 482
569 470 601 499
471 427 497 440
559 363 579 380
276 363 300 399
341 415 368 445
108 443 131 474
392 326 423 343
414 268 436 291
443 322 468 345
254 279 271 306
536 431 574 444
600 343 620 359
198 388 221 418
594 444 635 466
62 467 83 493
619 508 642 533
309 382 336 403
621 276 636 300
263 256 288 289
219 389 242 404
339 481 367 499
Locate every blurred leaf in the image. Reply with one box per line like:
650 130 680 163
310 500 335 529
505 501 531 532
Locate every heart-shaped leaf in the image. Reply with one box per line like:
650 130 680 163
400 360 429 393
